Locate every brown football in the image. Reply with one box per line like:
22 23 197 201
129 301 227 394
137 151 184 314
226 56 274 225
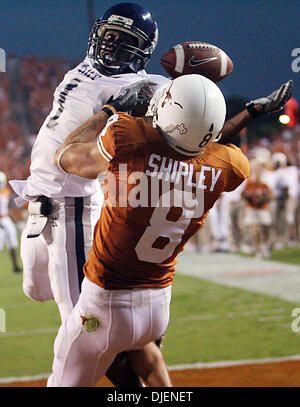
160 41 234 82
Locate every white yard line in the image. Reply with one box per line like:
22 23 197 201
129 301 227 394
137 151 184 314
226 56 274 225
176 252 300 303
0 327 58 338
2 354 300 384
168 354 300 371
174 307 289 323
0 306 290 338
0 373 50 384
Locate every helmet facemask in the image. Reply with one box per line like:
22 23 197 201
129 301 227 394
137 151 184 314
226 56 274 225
87 4 158 75
88 21 156 75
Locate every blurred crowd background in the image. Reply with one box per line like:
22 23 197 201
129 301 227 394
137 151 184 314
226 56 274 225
0 54 70 181
0 54 299 256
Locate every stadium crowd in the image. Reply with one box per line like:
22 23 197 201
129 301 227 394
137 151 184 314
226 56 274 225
0 54 70 182
0 55 72 241
0 54 299 257
193 142 300 257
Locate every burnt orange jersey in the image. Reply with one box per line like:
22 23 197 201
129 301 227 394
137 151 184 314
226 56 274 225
84 113 250 289
241 180 273 209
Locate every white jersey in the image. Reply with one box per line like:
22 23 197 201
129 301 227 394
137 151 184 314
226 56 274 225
0 187 9 217
285 165 299 198
0 187 18 251
226 179 247 203
10 57 170 200
273 167 290 198
260 169 276 192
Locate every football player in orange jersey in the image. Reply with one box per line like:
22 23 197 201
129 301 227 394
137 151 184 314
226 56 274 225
242 160 274 258
46 74 249 386
47 75 293 387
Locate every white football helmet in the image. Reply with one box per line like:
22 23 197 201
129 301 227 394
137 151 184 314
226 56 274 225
272 152 287 167
147 74 226 156
0 171 7 189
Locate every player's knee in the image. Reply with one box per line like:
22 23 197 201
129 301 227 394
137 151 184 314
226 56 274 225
22 279 53 302
135 342 165 370
126 342 166 385
147 342 165 365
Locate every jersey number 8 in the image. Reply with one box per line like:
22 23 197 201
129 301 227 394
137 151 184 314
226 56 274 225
135 189 204 263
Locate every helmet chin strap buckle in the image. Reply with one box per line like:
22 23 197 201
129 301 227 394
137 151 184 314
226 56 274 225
102 52 114 63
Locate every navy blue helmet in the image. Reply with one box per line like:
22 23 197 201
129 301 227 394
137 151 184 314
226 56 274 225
87 2 158 75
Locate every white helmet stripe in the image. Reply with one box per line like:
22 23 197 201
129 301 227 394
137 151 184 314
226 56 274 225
174 44 185 73
219 49 228 77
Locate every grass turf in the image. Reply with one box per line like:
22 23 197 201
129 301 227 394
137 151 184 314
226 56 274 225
163 273 300 365
0 244 299 377
237 246 300 265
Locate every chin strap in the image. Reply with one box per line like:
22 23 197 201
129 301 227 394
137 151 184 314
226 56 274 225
94 59 137 76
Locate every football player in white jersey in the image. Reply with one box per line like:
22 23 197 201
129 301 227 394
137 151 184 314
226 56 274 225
0 171 22 273
10 2 172 387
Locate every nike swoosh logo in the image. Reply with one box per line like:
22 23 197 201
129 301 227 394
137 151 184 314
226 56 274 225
189 56 218 67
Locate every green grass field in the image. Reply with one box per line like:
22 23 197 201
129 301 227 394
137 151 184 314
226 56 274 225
238 247 300 265
0 245 300 378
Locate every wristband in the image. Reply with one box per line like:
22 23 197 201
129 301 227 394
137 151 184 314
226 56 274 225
245 101 262 118
101 104 117 117
56 143 75 174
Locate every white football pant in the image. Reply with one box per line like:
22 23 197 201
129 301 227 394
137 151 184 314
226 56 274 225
21 192 103 322
209 193 231 242
0 216 18 250
47 278 171 387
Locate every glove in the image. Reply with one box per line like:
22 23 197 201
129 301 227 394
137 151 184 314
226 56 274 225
105 79 156 113
246 80 293 118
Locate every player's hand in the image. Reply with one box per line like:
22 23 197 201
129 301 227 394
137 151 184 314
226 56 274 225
107 80 156 112
245 80 293 118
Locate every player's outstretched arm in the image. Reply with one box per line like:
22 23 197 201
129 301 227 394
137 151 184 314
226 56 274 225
54 108 111 178
56 79 153 154
219 80 293 145
219 109 252 145
56 79 154 151
54 79 155 178
55 141 108 179
58 110 109 151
